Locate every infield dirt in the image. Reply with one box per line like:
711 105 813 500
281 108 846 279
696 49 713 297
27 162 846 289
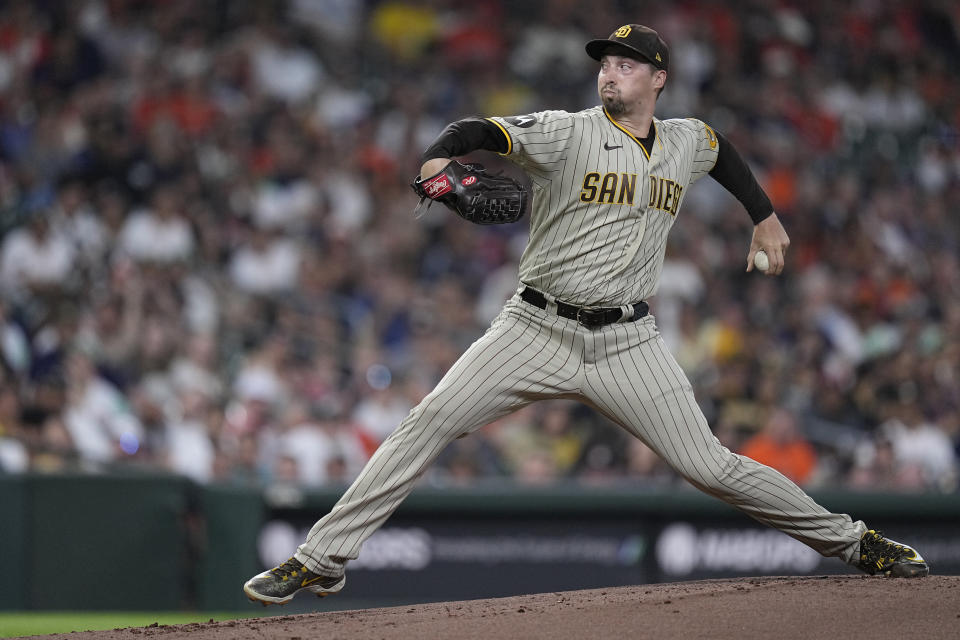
19 575 960 640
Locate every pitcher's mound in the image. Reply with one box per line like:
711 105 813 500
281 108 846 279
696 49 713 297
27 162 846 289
32 575 960 640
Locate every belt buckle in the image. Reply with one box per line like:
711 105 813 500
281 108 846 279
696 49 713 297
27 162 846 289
576 307 604 329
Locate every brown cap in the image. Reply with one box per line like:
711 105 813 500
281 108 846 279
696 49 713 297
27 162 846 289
585 24 669 71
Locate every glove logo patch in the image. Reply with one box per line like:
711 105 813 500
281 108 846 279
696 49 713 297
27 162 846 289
461 176 477 186
423 174 452 198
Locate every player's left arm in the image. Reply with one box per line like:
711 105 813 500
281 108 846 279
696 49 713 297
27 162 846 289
419 117 509 177
707 130 790 276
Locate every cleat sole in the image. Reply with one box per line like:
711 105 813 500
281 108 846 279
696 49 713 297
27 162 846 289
887 565 929 578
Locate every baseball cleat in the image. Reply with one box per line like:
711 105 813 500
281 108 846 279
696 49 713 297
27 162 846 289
243 557 345 605
857 530 929 577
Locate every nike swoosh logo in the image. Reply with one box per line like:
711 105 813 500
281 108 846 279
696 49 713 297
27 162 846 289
604 142 623 150
301 576 328 587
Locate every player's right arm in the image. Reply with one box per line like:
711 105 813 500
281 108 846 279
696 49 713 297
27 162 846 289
707 131 789 275
683 119 788 276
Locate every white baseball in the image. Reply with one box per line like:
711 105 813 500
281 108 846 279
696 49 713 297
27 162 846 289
754 250 769 272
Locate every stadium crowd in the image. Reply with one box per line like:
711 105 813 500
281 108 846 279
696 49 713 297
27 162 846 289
0 0 957 493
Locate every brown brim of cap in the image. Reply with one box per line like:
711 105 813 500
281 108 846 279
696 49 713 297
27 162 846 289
585 39 657 67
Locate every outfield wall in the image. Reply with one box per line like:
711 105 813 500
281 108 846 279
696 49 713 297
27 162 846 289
2 474 958 611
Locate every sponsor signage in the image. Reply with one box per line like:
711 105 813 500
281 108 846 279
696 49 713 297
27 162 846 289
259 521 647 572
655 523 821 577
257 508 960 605
257 516 653 601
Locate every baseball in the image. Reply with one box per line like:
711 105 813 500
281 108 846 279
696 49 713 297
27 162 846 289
754 250 769 272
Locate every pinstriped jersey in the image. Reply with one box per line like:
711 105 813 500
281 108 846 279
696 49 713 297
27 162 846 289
488 106 719 307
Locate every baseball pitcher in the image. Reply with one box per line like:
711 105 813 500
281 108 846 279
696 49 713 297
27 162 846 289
244 24 927 606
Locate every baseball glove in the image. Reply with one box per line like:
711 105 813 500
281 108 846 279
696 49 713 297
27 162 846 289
411 160 528 225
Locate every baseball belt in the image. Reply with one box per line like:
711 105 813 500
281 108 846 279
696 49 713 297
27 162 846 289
520 286 649 329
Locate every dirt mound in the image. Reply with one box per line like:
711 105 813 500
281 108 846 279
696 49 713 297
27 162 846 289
23 575 960 640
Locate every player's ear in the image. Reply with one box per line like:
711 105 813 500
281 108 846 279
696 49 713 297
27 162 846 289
653 69 667 89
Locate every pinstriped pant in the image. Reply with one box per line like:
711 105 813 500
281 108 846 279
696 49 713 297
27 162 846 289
296 290 866 576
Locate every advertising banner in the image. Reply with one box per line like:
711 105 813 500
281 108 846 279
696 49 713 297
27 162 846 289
255 507 960 608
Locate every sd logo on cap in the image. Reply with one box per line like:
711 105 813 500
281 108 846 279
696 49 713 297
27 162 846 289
585 24 670 71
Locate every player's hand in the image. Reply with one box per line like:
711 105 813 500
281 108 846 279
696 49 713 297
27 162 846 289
420 158 452 179
747 212 789 275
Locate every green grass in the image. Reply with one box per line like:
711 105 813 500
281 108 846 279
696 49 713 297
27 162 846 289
0 612 260 638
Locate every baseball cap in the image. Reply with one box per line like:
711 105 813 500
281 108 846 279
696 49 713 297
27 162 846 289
585 24 669 71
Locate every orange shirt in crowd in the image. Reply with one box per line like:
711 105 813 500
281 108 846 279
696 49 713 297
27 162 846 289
739 433 817 486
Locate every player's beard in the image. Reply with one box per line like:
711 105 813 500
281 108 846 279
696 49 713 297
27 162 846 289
601 86 625 115
603 94 626 115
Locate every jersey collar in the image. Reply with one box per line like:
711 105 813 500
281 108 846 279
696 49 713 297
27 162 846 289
602 107 658 161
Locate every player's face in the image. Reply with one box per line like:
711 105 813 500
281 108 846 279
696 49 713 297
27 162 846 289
597 55 662 116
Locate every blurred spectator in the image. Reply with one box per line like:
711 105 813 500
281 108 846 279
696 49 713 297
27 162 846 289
0 432 28 472
164 389 218 483
48 178 110 271
369 2 440 62
62 349 144 465
0 386 28 473
352 382 414 445
73 260 144 384
217 432 264 485
228 224 302 295
117 184 195 264
509 0 591 84
232 336 290 408
248 23 324 105
375 85 445 167
0 301 31 375
0 214 77 299
31 414 78 473
270 401 334 486
289 0 365 46
848 432 917 492
487 402 586 484
168 332 224 401
656 245 706 352
739 408 818 486
269 401 369 486
880 404 958 491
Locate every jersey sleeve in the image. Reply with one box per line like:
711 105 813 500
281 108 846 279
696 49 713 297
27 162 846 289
486 110 576 174
673 118 720 183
